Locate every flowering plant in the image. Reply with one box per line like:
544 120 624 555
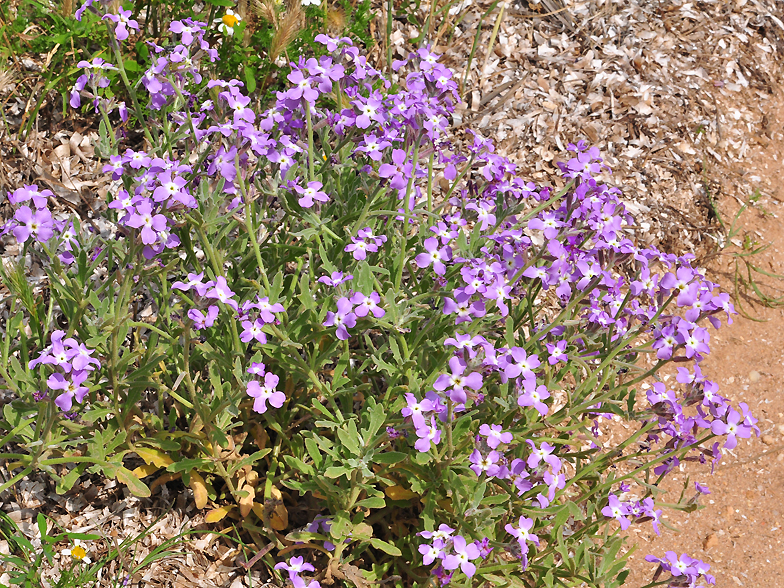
0 6 749 588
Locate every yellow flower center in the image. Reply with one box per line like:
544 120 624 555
71 545 87 560
222 14 239 27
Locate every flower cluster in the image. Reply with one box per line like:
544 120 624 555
418 525 488 579
4 4 754 586
645 552 715 588
345 229 387 261
602 493 662 534
3 184 55 246
29 331 101 412
245 362 285 414
323 292 385 340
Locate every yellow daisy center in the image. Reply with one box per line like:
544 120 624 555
71 545 87 560
222 14 239 27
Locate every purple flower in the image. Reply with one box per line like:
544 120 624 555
318 272 353 287
517 381 550 416
286 69 319 103
294 181 330 208
505 516 539 551
602 494 631 530
478 424 512 449
710 408 752 449
526 441 560 470
419 539 446 565
442 535 480 577
443 293 486 324
9 184 52 208
402 393 435 429
378 149 413 190
69 343 101 372
12 206 54 244
247 373 286 414
443 333 487 358
152 172 189 203
419 524 455 541
433 357 483 404
255 297 286 323
465 200 496 230
323 297 357 340
188 306 219 330
206 277 239 311
170 20 204 46
126 200 167 245
415 237 452 276
274 556 315 579
103 8 139 41
349 291 385 318
469 449 500 478
503 347 541 380
545 340 568 365
172 272 211 296
240 319 268 344
414 416 441 452
49 371 90 412
344 228 386 261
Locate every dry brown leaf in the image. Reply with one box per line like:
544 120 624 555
269 485 288 530
239 484 255 518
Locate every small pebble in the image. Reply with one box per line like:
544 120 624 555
749 370 761 383
777 424 784 436
723 505 735 519
703 532 719 550
762 434 776 446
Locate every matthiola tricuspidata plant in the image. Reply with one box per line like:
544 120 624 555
0 4 747 588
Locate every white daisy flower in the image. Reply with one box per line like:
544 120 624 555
216 9 242 36
62 539 92 564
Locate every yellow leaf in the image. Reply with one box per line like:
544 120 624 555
189 470 208 509
251 502 265 520
134 447 174 468
132 463 160 478
206 505 235 523
239 484 255 518
384 485 418 500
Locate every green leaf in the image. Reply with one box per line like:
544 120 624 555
305 437 323 468
111 464 151 498
244 65 257 94
336 420 361 456
331 350 350 392
356 496 386 509
356 261 373 295
324 466 351 479
330 510 352 540
370 538 402 556
372 451 406 465
283 454 315 476
166 458 213 473
54 463 87 494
